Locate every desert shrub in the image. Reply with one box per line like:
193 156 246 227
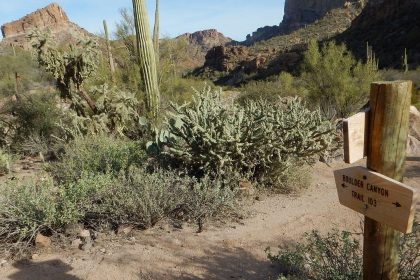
160 77 207 107
87 168 237 229
267 230 363 280
3 91 64 154
50 134 145 184
0 166 237 256
301 40 380 119
399 221 420 280
0 176 60 256
268 222 420 280
238 72 307 104
152 87 339 187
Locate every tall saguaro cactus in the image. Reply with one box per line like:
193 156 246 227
153 0 160 65
132 0 160 118
103 20 116 83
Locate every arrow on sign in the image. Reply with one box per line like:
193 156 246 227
392 202 402 208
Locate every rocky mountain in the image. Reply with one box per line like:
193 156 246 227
176 29 233 54
336 0 420 68
245 0 362 45
1 3 93 49
197 3 363 85
174 29 234 70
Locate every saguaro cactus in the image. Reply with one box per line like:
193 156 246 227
153 0 160 65
11 44 20 101
132 0 160 118
103 19 116 83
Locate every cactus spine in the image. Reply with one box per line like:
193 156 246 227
153 0 160 65
132 0 160 118
103 20 116 84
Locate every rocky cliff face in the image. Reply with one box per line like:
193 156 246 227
336 0 420 68
1 3 92 49
176 29 233 53
245 0 361 44
280 0 349 32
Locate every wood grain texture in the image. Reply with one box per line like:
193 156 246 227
334 166 417 233
343 111 368 164
364 81 413 280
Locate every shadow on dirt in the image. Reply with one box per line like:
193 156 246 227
138 246 281 280
405 157 420 178
7 259 80 280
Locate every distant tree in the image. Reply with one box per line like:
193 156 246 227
301 40 380 119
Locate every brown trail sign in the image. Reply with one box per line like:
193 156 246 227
334 166 417 233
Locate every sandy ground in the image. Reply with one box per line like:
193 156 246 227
0 157 419 280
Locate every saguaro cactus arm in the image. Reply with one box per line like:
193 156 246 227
103 19 116 83
153 0 160 65
132 0 160 118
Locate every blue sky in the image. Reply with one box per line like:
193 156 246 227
0 0 285 41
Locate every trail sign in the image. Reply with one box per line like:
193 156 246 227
334 166 418 234
343 111 368 164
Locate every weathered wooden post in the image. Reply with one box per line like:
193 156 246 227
335 80 417 280
364 81 412 280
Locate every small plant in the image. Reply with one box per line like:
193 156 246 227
268 222 420 280
267 230 363 280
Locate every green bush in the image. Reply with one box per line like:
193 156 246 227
0 176 60 256
238 72 307 104
87 168 237 229
153 87 339 187
268 222 420 280
3 91 64 154
50 134 145 184
301 40 381 119
267 230 362 280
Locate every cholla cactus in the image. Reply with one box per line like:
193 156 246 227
156 87 339 182
28 30 99 116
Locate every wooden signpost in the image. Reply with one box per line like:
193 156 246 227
336 81 418 280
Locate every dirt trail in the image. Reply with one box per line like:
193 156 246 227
1 158 419 280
